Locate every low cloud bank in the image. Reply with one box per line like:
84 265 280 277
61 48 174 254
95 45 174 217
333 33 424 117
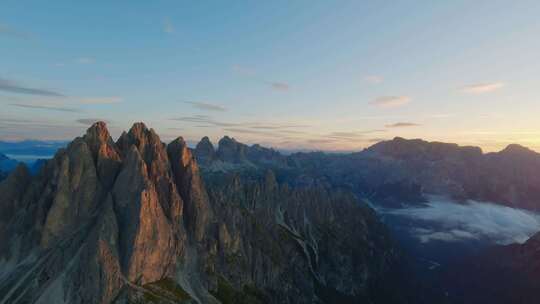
382 197 540 245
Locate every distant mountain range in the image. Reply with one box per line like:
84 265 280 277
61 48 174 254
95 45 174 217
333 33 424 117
0 140 67 158
192 135 540 211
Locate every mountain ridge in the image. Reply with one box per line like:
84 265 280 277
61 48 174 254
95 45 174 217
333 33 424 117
191 135 540 210
0 121 413 304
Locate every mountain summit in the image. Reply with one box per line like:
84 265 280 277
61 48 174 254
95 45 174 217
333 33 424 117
0 122 410 304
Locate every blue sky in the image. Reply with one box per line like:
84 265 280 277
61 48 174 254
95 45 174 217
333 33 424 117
1 1 540 151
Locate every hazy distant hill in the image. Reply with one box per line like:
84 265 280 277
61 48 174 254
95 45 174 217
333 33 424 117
0 140 67 161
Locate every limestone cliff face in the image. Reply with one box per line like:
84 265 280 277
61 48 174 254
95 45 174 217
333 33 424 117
0 122 410 304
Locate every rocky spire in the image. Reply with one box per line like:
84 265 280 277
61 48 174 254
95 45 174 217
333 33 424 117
116 122 184 224
168 136 212 242
83 121 122 189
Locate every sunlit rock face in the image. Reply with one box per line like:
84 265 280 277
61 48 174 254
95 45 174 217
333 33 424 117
0 122 411 304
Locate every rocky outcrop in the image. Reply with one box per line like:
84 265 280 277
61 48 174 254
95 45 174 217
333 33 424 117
0 122 411 304
216 136 248 164
194 136 216 165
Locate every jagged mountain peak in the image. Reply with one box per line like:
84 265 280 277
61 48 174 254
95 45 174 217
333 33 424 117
85 121 110 139
118 122 162 150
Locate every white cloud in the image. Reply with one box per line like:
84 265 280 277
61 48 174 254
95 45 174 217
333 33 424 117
270 82 290 91
383 196 540 245
0 77 65 97
370 96 411 108
182 101 227 112
461 82 504 94
9 103 80 113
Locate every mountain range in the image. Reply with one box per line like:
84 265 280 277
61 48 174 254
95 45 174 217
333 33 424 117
0 122 417 304
193 135 540 211
2 121 540 303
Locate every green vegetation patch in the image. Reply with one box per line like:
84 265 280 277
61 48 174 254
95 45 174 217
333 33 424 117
210 276 268 304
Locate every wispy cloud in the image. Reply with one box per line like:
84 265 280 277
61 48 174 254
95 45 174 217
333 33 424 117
0 77 65 97
385 122 421 128
182 101 227 112
327 131 365 140
320 130 386 142
223 128 283 137
10 103 80 113
370 96 411 108
171 115 238 127
461 82 504 94
163 17 175 34
363 75 383 85
269 82 290 91
76 118 109 125
307 139 338 144
250 123 310 130
232 65 290 91
79 96 123 104
367 138 386 143
171 115 310 134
